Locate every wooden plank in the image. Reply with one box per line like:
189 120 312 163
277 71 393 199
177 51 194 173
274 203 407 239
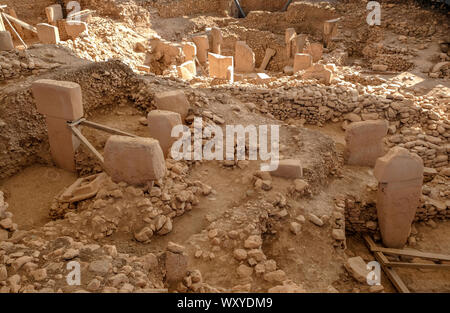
70 126 105 165
7 8 24 39
194 56 206 75
374 251 411 293
1 13 26 49
0 13 5 31
363 234 450 262
80 120 137 138
2 13 37 33
145 288 168 293
385 261 450 270
363 235 410 293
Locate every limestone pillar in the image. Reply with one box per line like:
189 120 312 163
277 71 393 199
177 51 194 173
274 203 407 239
211 27 223 55
235 41 255 73
0 31 14 51
374 147 424 248
104 136 166 185
192 35 209 64
208 52 234 82
147 110 182 157
36 23 60 44
182 42 197 61
32 79 84 172
285 28 296 58
344 120 388 167
154 90 190 120
293 53 312 72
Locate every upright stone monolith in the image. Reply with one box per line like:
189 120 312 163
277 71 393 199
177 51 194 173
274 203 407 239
344 120 388 167
374 147 424 248
32 79 84 172
211 27 223 55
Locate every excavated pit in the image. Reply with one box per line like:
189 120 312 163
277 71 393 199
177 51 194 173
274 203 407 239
0 0 449 294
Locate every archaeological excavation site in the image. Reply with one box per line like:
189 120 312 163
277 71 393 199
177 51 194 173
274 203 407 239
0 0 449 298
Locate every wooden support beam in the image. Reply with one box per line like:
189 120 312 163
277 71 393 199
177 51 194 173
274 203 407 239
363 235 410 293
80 120 138 138
364 234 450 262
1 13 27 49
385 261 450 270
70 125 105 165
6 8 24 39
373 250 411 293
0 12 5 31
2 12 37 33
194 56 206 75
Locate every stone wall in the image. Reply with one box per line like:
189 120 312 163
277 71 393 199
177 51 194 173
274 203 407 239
234 82 449 171
341 193 450 237
152 0 231 18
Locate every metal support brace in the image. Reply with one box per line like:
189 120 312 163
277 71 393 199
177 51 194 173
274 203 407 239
281 0 293 12
233 0 246 18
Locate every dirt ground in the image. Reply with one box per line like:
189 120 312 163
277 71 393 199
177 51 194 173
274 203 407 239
0 0 449 294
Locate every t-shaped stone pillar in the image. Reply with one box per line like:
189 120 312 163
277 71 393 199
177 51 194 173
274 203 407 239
32 79 84 172
374 147 424 248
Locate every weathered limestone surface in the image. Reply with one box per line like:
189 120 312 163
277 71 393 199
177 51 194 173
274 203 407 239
45 4 64 23
344 120 389 167
36 23 60 44
285 28 297 58
0 31 14 51
177 61 196 80
208 52 233 82
235 41 255 73
32 79 84 172
270 159 303 179
182 42 197 61
293 53 312 72
154 90 190 120
192 35 209 64
211 27 223 55
147 110 182 157
65 21 88 39
374 147 424 248
104 136 166 185
302 63 333 84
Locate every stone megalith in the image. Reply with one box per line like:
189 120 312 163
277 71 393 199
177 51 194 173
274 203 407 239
235 41 255 73
147 110 182 157
293 53 312 72
374 147 424 248
285 28 297 58
104 136 166 185
208 52 234 82
0 31 14 51
211 27 223 55
192 35 209 64
344 120 388 167
182 42 197 61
